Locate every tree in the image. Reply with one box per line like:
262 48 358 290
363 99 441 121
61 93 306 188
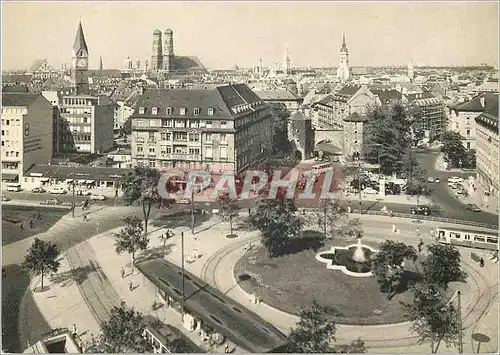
314 199 362 241
440 131 467 168
401 148 429 196
462 149 476 169
287 300 337 353
332 338 367 353
404 282 462 353
422 243 466 290
371 240 417 299
22 238 61 290
217 193 239 236
121 166 161 234
115 216 149 271
269 103 292 155
85 302 153 353
249 198 303 257
120 116 132 137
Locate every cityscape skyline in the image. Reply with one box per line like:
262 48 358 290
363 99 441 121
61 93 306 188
2 1 499 71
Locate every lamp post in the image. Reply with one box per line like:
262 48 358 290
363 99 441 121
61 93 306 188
71 172 76 218
181 231 185 317
190 188 195 235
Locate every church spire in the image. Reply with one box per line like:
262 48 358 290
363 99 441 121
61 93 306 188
99 56 103 70
342 33 346 46
73 21 89 55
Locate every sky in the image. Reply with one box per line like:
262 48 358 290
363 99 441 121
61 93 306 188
2 1 499 71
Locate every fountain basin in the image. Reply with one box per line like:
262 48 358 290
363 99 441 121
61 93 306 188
316 244 378 278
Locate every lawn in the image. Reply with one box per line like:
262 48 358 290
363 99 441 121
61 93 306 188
234 237 418 325
2 206 67 246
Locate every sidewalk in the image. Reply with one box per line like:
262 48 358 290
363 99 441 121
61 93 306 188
452 183 499 215
434 152 477 174
343 191 432 205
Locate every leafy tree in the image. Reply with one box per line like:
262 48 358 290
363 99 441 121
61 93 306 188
286 300 337 353
115 216 149 271
120 116 132 137
121 166 161 234
314 199 362 240
422 243 466 290
85 302 153 353
332 338 367 353
462 149 476 169
401 148 429 196
22 238 61 290
217 193 240 236
440 131 467 168
371 240 417 299
158 229 174 256
404 283 462 353
269 103 292 155
249 198 303 257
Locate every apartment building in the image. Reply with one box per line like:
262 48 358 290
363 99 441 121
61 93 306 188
447 93 497 149
42 88 73 154
253 90 303 113
474 94 499 208
59 94 114 153
1 93 53 184
130 84 273 173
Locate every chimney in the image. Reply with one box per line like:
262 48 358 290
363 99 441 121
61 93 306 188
480 95 485 108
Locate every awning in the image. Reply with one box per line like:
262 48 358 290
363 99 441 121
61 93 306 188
66 179 74 183
2 174 18 181
85 180 95 184
41 178 50 182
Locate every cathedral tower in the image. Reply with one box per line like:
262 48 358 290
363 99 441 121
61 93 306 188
407 60 415 81
151 29 163 71
283 44 291 74
72 21 89 95
336 34 350 82
162 28 174 73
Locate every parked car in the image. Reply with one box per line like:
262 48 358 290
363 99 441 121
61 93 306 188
448 181 462 189
456 189 468 197
76 189 92 196
465 203 481 212
435 177 440 183
448 176 464 184
1 196 11 202
5 184 21 192
90 194 106 201
178 198 191 204
363 187 378 194
31 187 46 193
48 186 68 194
427 177 435 183
410 205 431 216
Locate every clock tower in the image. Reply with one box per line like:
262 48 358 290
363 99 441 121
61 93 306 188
72 21 89 95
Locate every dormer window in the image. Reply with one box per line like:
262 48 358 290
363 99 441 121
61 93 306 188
180 108 186 116
152 107 158 115
194 108 201 116
166 107 173 115
208 108 215 116
139 107 145 114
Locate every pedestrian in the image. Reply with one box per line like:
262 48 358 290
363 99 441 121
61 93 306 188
248 208 251 214
392 224 397 233
121 268 125 278
129 281 133 291
83 213 88 222
416 228 421 237
36 211 42 220
225 344 230 353
29 219 34 229
479 257 484 267
72 324 78 338
347 206 351 214
20 222 24 230
418 239 424 252
78 340 84 352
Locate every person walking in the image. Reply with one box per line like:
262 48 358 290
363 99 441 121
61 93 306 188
479 257 485 267
72 324 78 339
29 220 34 229
83 213 88 222
20 222 24 230
129 281 133 291
225 344 230 353
121 268 125 278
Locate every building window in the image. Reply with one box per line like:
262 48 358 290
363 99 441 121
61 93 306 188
148 132 155 141
467 142 471 149
189 148 200 155
166 107 173 115
16 152 19 157
137 146 144 152
180 108 186 116
194 108 200 115
455 122 459 129
205 145 213 158
206 121 212 128
205 133 212 142
175 120 185 128
149 147 155 153
208 108 214 116
137 120 144 126
6 120 10 125
161 132 171 141
152 107 158 115
220 133 227 142
221 121 227 128
220 146 227 159
139 107 145 114
83 117 88 123
466 129 470 137
149 160 156 168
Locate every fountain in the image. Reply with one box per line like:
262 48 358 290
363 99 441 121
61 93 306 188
315 237 377 277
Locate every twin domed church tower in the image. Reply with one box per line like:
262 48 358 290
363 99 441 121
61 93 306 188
151 29 175 73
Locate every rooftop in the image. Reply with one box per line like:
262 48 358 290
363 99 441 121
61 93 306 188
343 111 368 122
2 92 42 107
24 164 133 181
254 90 301 101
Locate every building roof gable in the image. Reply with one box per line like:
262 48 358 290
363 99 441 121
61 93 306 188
1 92 41 107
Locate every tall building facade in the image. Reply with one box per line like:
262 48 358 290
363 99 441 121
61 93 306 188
71 22 89 95
1 93 53 184
130 84 273 173
151 29 163 71
336 34 350 82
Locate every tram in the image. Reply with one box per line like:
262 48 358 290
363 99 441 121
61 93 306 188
434 226 499 251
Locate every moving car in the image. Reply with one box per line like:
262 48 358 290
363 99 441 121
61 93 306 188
448 176 464 184
48 186 68 194
465 203 481 212
31 187 46 193
1 196 11 202
448 181 462 189
427 177 435 183
410 205 431 216
90 194 106 201
435 177 440 183
363 187 378 194
76 189 92 196
45 197 61 205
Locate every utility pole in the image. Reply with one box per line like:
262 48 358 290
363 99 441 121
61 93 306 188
71 172 76 218
190 188 195 234
457 290 463 354
357 158 363 215
181 231 185 316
